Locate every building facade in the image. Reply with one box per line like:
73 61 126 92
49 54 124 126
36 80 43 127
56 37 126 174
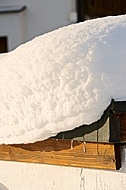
0 0 77 52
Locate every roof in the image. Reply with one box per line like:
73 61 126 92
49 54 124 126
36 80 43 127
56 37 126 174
54 100 126 143
0 100 125 171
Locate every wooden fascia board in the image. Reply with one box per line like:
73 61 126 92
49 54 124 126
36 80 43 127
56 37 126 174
0 139 121 170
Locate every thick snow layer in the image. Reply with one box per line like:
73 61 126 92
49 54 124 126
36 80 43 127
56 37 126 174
0 15 126 144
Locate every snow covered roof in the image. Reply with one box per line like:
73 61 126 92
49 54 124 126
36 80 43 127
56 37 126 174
0 14 126 144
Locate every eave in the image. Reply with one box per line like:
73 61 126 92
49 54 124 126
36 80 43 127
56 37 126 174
0 100 125 171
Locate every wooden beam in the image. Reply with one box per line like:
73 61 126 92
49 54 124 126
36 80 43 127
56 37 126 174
118 113 126 142
110 112 126 142
112 101 126 142
0 139 121 170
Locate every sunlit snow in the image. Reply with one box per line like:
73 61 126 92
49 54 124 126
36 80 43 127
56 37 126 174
0 15 126 144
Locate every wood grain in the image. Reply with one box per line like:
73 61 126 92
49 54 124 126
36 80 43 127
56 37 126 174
119 113 126 142
0 139 121 170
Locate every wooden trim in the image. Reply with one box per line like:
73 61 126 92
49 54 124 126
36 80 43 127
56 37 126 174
116 113 126 142
0 139 121 170
110 112 126 142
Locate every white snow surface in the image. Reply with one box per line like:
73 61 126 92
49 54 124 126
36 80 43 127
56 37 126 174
0 15 126 144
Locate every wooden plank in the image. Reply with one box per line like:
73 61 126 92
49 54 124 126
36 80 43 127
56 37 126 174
110 112 126 142
98 117 110 142
109 111 121 142
0 139 121 170
111 101 126 142
117 113 126 142
84 130 97 142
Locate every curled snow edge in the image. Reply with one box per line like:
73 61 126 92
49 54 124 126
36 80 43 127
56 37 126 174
0 15 126 144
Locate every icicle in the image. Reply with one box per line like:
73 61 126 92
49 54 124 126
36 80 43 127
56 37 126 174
83 141 86 153
71 139 73 149
83 136 86 153
62 134 64 139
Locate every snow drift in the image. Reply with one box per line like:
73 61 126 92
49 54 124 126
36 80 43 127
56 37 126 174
0 15 126 144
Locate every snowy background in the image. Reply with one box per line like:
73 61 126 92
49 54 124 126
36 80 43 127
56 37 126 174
0 14 126 144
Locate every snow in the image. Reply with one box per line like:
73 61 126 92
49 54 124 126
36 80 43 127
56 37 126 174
0 15 126 144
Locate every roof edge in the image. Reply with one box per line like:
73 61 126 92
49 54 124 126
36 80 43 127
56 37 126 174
0 5 26 14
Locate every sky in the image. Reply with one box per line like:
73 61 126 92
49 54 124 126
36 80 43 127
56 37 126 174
0 14 126 144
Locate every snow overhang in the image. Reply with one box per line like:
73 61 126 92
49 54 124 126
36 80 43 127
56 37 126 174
0 100 126 171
